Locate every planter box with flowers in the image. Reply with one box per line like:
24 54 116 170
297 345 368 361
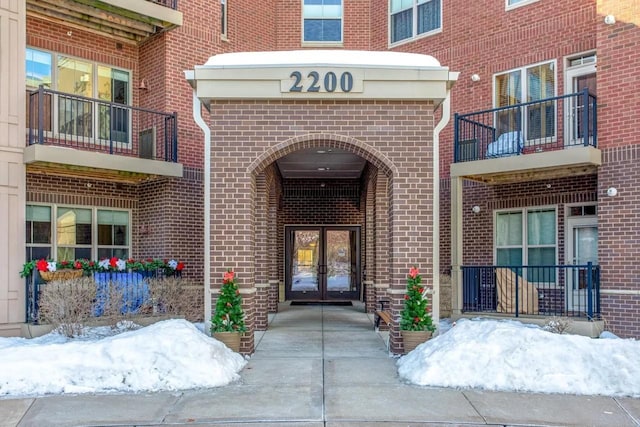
400 266 436 353
21 257 186 323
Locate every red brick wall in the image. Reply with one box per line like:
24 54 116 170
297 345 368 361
208 99 435 353
369 0 596 177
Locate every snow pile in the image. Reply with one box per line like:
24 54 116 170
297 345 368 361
398 318 640 397
0 319 246 396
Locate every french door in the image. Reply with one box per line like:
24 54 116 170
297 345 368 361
285 225 360 301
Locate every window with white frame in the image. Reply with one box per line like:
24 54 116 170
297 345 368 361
390 0 441 45
506 0 539 9
303 0 342 43
495 207 557 281
221 0 228 39
494 61 556 142
26 47 131 143
25 204 130 262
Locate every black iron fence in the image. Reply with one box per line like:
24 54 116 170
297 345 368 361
27 86 178 163
454 88 597 162
148 0 178 9
461 263 600 320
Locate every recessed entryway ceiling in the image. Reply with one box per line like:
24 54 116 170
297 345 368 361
276 147 367 179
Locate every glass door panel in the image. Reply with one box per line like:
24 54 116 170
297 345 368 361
285 226 360 300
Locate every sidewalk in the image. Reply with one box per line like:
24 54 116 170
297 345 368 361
1 303 639 427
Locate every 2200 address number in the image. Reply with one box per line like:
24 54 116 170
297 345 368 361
289 71 354 93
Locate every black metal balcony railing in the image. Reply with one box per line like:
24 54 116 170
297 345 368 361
454 88 597 162
27 86 178 163
461 264 600 320
149 0 178 9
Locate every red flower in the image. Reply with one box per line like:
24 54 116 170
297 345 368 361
36 259 49 272
418 287 424 294
176 262 185 271
414 316 421 323
89 261 95 267
109 257 118 268
127 258 135 264
409 266 419 279
223 270 235 283
404 295 409 300
60 261 69 266
74 261 82 270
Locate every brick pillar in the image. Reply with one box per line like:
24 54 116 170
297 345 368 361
254 173 269 330
388 163 434 354
364 166 378 313
266 164 281 313
210 162 255 354
374 172 390 314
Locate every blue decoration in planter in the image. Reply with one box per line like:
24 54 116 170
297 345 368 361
93 272 150 316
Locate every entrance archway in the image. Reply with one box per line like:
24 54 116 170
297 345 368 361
188 49 457 354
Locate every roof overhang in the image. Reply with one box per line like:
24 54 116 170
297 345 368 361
185 50 458 105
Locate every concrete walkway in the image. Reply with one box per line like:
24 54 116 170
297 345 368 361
1 302 639 427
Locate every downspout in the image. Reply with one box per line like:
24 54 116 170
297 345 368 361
186 72 212 334
432 79 454 331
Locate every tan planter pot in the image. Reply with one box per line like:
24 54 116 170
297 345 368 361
39 270 83 282
402 330 432 353
213 331 241 352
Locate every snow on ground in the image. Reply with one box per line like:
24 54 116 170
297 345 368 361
0 319 246 397
0 316 638 399
398 318 640 397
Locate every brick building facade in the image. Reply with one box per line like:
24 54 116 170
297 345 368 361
0 0 637 352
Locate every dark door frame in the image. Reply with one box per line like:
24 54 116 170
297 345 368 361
284 225 361 301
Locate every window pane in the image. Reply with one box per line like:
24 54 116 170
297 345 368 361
58 247 91 261
58 57 92 97
98 224 113 245
26 48 52 88
390 0 413 13
391 8 412 43
495 71 521 107
304 19 341 41
417 0 441 35
527 248 556 282
57 208 92 246
27 205 51 244
33 222 52 244
527 209 555 245
497 248 522 266
114 225 127 245
496 212 523 246
27 246 52 261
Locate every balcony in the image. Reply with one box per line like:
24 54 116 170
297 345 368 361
25 86 182 182
26 0 183 43
450 89 600 184
461 264 602 335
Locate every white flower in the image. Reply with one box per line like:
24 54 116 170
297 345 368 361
116 259 127 271
47 261 57 272
168 259 178 270
98 259 110 270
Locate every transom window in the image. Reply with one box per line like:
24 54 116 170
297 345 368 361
26 47 131 143
495 207 557 281
494 61 556 142
26 205 130 262
506 0 539 9
303 0 342 43
390 0 441 45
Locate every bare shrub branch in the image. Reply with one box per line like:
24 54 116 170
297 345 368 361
38 277 97 337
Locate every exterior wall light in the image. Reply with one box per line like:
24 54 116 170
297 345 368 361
471 74 480 82
607 187 618 197
472 205 481 214
604 15 616 25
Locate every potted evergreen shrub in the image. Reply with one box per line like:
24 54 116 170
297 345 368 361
400 266 436 353
210 269 246 352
